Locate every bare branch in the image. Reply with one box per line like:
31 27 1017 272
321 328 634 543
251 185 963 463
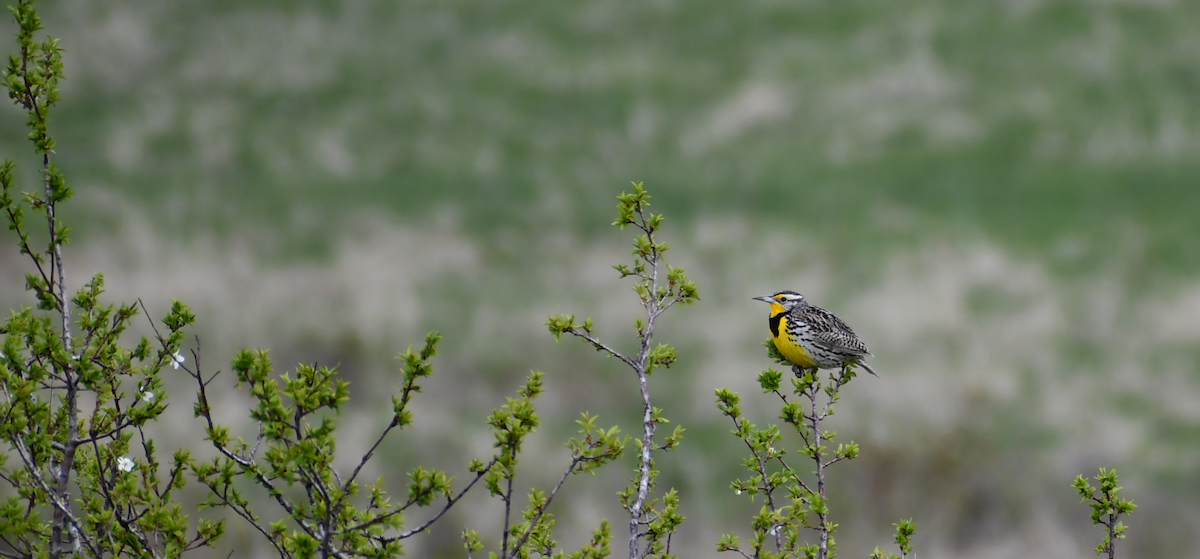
564 329 637 369
360 457 498 539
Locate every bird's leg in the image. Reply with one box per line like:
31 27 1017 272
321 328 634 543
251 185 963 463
790 364 807 378
791 364 818 379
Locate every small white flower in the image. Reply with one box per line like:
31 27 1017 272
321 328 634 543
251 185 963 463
768 525 780 536
142 391 155 403
736 489 742 495
171 350 185 370
116 456 135 473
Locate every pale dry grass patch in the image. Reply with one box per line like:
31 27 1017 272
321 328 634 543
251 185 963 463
4 207 1199 557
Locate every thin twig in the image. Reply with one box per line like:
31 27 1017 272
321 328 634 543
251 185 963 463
341 395 407 491
501 455 516 556
564 330 637 369
504 448 610 558
196 478 287 558
354 457 498 538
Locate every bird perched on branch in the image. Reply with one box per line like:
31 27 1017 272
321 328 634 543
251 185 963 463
753 290 877 377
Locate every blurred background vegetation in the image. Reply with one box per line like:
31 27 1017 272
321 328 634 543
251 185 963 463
1 0 1199 557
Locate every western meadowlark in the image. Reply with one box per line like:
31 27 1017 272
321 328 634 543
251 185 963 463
753 290 877 377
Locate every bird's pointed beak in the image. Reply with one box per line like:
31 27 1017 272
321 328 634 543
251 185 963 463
752 295 775 303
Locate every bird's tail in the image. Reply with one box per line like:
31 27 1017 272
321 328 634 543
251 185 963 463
856 360 879 377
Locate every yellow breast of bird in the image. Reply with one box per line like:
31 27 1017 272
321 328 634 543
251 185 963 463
771 313 816 368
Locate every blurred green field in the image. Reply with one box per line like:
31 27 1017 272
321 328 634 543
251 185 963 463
2 0 1200 557
4 0 1195 265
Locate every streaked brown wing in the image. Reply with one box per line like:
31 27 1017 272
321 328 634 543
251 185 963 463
800 305 871 356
